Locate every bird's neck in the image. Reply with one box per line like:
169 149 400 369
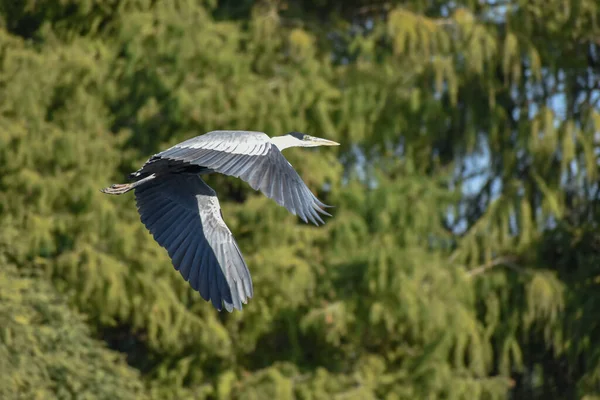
270 135 298 151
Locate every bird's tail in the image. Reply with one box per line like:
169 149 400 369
100 183 134 195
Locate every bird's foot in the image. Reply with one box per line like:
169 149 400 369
100 183 133 195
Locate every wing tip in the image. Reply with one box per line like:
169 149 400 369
214 296 250 313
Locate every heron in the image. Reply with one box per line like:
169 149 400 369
101 130 339 312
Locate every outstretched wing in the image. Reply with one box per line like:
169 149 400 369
134 173 253 312
138 131 331 225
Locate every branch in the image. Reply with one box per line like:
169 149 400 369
354 3 391 16
466 255 524 277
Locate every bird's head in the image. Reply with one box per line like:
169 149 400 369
284 131 340 148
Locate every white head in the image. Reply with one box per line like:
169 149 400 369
271 131 340 151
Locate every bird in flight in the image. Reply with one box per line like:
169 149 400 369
101 130 339 312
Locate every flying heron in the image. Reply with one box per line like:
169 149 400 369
101 130 339 312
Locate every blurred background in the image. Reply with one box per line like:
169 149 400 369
1 0 600 399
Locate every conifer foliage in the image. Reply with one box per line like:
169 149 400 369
1 0 599 398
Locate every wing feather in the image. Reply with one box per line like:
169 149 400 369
135 173 252 311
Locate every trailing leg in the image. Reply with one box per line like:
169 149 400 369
100 174 157 195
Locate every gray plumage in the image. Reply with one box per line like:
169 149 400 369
101 130 339 312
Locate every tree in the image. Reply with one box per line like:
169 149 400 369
0 260 148 399
0 0 599 398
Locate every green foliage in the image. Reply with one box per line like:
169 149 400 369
1 0 600 398
0 260 147 400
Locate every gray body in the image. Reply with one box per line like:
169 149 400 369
102 130 339 312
